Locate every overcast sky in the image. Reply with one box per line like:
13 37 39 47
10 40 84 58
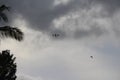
0 0 120 80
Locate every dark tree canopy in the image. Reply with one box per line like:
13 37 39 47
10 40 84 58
0 50 17 80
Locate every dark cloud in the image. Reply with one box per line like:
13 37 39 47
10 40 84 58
0 0 92 30
1 0 120 39
94 0 120 9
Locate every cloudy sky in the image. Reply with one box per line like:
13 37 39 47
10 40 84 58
0 0 120 80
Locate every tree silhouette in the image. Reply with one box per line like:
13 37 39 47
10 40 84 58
0 5 24 41
0 4 24 80
0 50 17 80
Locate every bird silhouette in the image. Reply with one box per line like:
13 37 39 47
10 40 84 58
90 56 93 59
52 33 60 37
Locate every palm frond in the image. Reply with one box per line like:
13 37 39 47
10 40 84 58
0 5 10 12
0 26 24 41
0 13 8 22
0 5 10 22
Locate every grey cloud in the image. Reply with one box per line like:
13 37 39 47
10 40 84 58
74 26 105 39
91 0 120 16
1 0 120 40
94 0 120 9
0 0 92 30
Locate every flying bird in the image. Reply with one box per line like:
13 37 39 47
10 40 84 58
90 56 93 59
52 33 60 37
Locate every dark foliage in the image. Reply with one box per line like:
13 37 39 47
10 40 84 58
0 26 24 41
0 4 24 41
0 50 17 80
0 5 10 22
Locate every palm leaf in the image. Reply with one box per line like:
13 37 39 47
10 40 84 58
0 26 24 41
0 5 10 22
0 13 8 22
0 5 10 12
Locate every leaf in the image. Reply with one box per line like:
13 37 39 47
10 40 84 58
0 5 10 12
0 26 24 41
0 13 8 22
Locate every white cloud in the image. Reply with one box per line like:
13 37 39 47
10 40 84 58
53 0 71 6
17 74 43 80
0 26 119 80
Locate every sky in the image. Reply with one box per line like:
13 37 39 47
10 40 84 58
0 0 120 80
